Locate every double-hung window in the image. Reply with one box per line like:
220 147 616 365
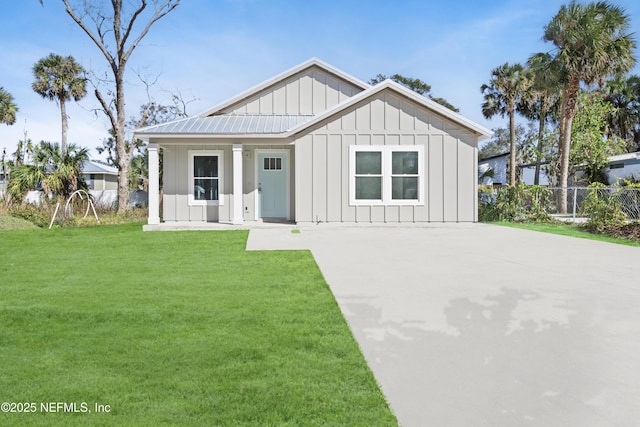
189 150 224 206
350 146 424 205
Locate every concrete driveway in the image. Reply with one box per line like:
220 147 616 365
247 223 640 427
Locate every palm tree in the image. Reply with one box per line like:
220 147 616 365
0 86 18 125
32 54 87 154
481 63 532 186
521 53 562 185
7 141 89 203
604 75 640 150
542 1 636 212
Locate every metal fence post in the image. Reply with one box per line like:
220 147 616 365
572 187 578 221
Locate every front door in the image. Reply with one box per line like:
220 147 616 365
257 151 288 219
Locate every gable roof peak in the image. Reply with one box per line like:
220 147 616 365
197 58 370 117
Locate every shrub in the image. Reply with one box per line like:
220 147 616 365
8 203 57 228
580 183 626 232
478 184 553 222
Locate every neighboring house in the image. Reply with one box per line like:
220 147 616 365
82 160 119 206
0 166 7 200
4 160 121 206
478 152 508 186
136 58 492 228
519 162 551 186
605 151 640 184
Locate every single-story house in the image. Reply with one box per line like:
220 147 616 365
478 152 509 186
519 162 551 186
82 160 119 206
136 58 492 228
605 151 640 184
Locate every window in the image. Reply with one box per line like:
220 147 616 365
263 157 282 171
350 146 423 205
189 150 224 205
391 151 419 200
355 151 382 200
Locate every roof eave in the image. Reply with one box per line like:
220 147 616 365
136 132 294 140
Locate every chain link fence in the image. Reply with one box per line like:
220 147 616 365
479 186 640 221
545 187 640 220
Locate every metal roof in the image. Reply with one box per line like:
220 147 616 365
137 114 315 135
82 160 118 175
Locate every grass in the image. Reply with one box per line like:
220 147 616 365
493 221 640 247
0 215 38 230
0 224 396 426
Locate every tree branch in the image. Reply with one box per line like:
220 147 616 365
94 88 117 131
121 0 147 56
62 0 117 74
123 0 180 63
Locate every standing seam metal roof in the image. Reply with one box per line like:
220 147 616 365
137 114 315 134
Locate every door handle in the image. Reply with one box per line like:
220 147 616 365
258 183 262 193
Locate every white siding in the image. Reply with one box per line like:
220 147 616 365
294 89 480 223
220 66 363 115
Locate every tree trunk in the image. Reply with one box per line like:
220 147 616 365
60 98 67 154
557 77 580 214
509 102 516 186
115 69 131 213
534 107 546 186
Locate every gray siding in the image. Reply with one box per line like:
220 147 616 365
220 66 363 115
161 143 294 223
161 144 232 222
295 90 479 223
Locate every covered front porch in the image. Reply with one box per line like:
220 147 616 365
146 142 294 227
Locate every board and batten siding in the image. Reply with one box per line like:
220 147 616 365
160 143 294 223
294 90 479 223
162 144 233 222
220 66 363 115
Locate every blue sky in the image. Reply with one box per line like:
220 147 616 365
1 0 640 160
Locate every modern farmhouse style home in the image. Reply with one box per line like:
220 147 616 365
136 58 491 228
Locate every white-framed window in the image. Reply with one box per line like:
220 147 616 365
188 150 224 206
349 145 424 205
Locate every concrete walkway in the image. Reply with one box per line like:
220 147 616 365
246 224 640 427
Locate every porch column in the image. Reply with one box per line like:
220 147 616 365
232 143 243 225
147 143 160 225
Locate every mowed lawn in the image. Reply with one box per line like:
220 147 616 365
0 224 396 426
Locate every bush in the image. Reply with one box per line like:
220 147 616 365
7 200 147 228
479 184 553 223
8 203 57 228
580 183 626 232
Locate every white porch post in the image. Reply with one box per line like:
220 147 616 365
147 143 160 225
232 143 244 225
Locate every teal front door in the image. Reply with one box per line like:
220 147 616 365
257 151 288 218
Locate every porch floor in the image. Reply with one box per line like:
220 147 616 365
142 220 296 232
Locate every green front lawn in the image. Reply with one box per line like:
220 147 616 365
0 224 396 426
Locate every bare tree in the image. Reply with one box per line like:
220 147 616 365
44 0 180 212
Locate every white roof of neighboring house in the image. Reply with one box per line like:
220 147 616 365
479 152 510 162
136 58 492 140
608 151 640 163
82 160 118 176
